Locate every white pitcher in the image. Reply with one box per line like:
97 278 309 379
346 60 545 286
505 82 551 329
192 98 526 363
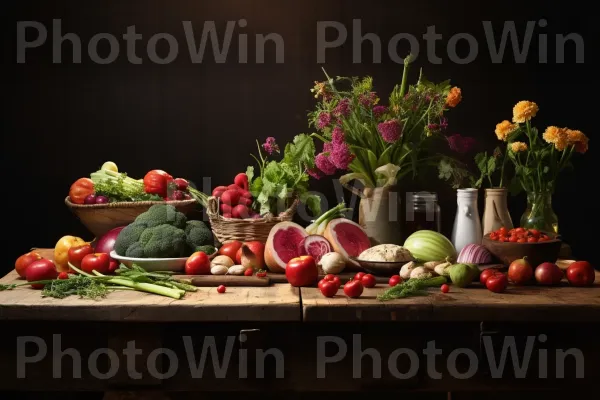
451 188 482 254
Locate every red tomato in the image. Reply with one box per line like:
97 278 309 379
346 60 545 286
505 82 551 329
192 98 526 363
517 238 526 243
389 275 402 287
235 247 243 264
319 281 339 297
15 251 43 278
529 229 540 238
538 236 549 242
479 268 501 285
360 274 376 288
515 227 525 234
185 251 211 275
68 244 94 269
219 241 243 261
508 258 533 285
143 170 173 198
566 261 595 286
58 272 69 280
499 227 508 236
440 284 450 293
244 268 254 276
108 260 119 273
486 273 508 293
80 253 111 275
489 233 498 241
217 285 226 293
354 272 366 281
285 256 318 287
343 279 364 298
26 259 58 289
256 270 267 278
509 236 518 243
68 178 95 204
527 237 538 243
322 274 341 287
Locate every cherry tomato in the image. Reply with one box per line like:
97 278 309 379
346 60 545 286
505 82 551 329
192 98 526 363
354 272 366 281
538 236 549 242
499 236 506 242
509 236 518 243
256 270 267 278
527 237 538 243
185 252 211 275
489 233 498 241
244 268 253 276
217 285 226 293
517 238 527 243
530 229 540 238
319 281 339 298
343 279 363 298
486 273 508 293
440 284 450 293
499 227 508 236
360 274 376 288
389 275 402 287
515 227 525 234
58 272 69 280
323 274 341 287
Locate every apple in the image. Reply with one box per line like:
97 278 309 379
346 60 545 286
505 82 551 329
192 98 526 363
508 258 533 285
285 256 318 287
15 251 43 278
535 262 563 285
185 251 211 275
566 261 595 287
80 253 111 275
68 244 94 269
26 259 58 289
241 241 265 270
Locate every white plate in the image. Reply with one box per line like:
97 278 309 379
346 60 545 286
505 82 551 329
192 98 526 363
110 250 187 272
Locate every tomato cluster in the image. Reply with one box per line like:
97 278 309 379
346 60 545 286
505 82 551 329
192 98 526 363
488 227 551 243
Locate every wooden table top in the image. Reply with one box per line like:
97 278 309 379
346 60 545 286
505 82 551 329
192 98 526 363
1 250 598 323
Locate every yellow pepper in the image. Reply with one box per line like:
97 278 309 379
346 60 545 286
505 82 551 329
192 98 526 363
54 235 86 272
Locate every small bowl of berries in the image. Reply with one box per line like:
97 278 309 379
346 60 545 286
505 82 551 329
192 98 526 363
482 227 562 267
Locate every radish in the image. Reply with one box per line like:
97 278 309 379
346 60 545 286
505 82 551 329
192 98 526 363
232 204 250 218
234 173 249 191
220 204 232 214
212 186 227 198
238 197 252 207
239 190 252 198
221 190 241 205
227 184 242 192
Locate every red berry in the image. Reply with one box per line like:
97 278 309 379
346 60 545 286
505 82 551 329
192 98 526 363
217 285 226 294
440 284 450 293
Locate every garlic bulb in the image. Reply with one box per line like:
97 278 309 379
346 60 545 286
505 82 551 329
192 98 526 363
318 252 346 274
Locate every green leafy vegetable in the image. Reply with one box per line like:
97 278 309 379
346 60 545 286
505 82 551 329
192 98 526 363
377 276 447 301
91 169 162 202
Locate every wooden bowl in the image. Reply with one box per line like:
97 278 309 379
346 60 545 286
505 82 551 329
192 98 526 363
481 233 562 267
65 197 197 238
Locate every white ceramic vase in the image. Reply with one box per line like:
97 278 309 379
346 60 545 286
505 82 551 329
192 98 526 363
451 188 483 254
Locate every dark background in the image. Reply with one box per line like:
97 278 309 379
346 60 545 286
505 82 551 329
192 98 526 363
2 0 598 273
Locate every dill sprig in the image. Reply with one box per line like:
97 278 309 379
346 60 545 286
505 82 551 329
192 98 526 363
377 276 447 301
41 275 110 300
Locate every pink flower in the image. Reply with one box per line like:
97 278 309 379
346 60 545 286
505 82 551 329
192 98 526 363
307 168 323 180
323 142 333 153
317 112 332 130
377 120 403 144
447 134 476 154
333 98 351 118
315 152 336 175
330 141 354 170
331 126 345 144
359 92 378 108
373 105 387 118
262 137 279 155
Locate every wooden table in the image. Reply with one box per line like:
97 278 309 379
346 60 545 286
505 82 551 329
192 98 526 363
1 251 599 396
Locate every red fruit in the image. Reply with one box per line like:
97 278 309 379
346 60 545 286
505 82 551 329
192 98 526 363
440 284 450 293
232 204 250 218
244 268 254 276
234 173 249 191
238 197 252 207
15 251 43 278
217 285 226 293
239 190 252 198
68 244 94 269
235 247 243 264
58 272 69 280
479 268 501 285
108 260 119 273
212 186 228 198
81 253 111 275
360 274 376 288
219 241 243 261
508 258 533 285
173 178 189 191
486 273 508 293
298 235 332 264
227 184 242 191
222 213 232 218
389 275 402 287
322 274 341 288
319 280 339 297
534 262 563 285
221 190 241 206
256 270 267 278
354 272 366 281
26 259 58 289
285 256 318 287
566 261 595 287
241 241 266 270
185 251 211 275
264 221 308 273
343 279 363 298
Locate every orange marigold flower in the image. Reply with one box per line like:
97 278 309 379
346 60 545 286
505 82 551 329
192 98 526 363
566 129 589 154
495 120 518 141
510 141 528 153
512 101 539 123
543 126 562 144
446 87 462 108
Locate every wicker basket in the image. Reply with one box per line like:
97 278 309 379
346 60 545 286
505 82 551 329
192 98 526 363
207 196 298 243
65 197 197 238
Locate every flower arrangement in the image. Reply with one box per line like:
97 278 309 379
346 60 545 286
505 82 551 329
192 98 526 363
307 55 472 190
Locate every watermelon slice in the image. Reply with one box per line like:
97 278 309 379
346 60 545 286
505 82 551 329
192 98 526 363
324 218 371 259
264 221 308 272
298 235 332 264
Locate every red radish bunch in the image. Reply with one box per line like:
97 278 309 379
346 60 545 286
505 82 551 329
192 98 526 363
212 173 256 219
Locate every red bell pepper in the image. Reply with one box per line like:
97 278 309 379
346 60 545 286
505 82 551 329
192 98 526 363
143 170 173 198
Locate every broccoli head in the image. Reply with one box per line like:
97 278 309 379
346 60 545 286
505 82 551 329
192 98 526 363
135 204 186 229
125 242 146 258
194 245 217 255
184 220 214 249
138 224 187 258
114 222 148 256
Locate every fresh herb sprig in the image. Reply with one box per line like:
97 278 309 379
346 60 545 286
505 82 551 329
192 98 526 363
377 276 447 301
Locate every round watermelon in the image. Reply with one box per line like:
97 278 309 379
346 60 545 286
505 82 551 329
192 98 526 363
403 230 457 262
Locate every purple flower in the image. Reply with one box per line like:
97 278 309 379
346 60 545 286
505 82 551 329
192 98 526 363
377 120 403 144
330 141 354 170
440 117 448 130
372 105 387 118
317 112 332 130
359 92 378 108
323 141 333 153
427 123 439 131
331 126 345 144
262 137 279 155
333 98 351 118
315 152 337 175
307 168 323 180
447 134 476 154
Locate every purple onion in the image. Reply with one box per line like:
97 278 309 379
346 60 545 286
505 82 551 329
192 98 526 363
95 195 110 204
84 194 97 204
457 243 493 264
